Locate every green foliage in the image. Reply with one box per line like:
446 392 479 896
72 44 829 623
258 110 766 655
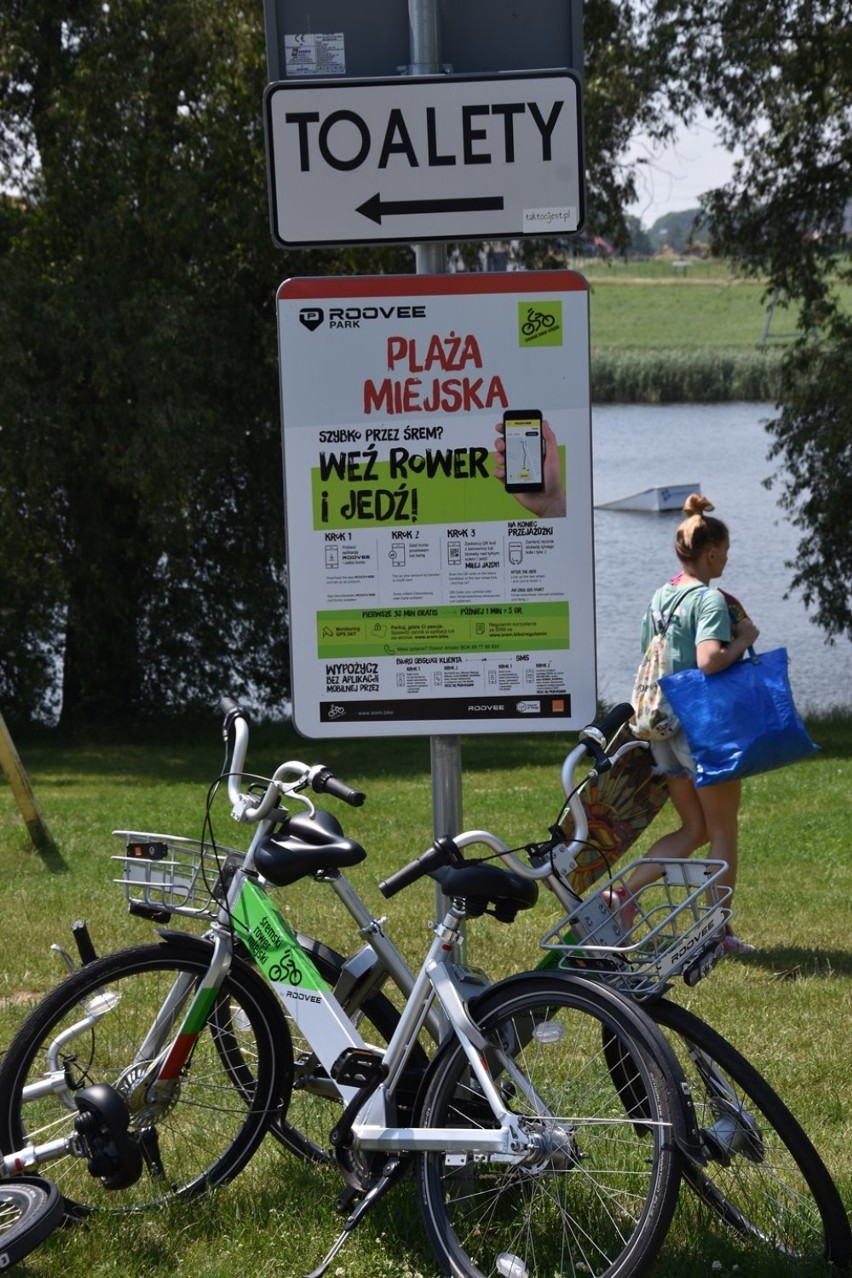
2 0 851 721
646 208 707 253
0 1 411 728
765 327 852 641
592 347 784 403
641 1 852 641
650 0 852 333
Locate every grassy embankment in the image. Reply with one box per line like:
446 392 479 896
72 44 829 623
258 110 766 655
584 255 852 402
1 713 850 1278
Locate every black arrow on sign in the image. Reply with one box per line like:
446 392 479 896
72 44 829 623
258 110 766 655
356 193 505 225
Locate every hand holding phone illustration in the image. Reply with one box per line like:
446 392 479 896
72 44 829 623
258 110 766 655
493 416 566 518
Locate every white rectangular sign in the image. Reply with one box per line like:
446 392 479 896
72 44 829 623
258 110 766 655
264 71 583 246
276 271 596 738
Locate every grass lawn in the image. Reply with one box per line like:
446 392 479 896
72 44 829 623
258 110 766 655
576 256 852 351
1 714 850 1276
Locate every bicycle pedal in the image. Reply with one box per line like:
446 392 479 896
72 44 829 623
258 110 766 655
330 1047 386 1089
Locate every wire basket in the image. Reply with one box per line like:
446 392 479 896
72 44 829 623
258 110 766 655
112 831 244 921
540 857 732 999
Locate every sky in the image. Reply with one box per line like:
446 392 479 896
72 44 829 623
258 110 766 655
625 113 740 227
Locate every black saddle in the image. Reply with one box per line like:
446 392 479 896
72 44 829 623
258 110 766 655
432 862 539 922
254 809 366 887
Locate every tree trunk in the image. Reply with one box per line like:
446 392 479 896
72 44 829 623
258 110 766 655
59 485 152 728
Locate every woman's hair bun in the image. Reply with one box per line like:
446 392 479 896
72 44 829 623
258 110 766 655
675 493 728 562
682 493 715 517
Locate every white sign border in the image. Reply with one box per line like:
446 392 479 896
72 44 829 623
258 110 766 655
264 69 584 248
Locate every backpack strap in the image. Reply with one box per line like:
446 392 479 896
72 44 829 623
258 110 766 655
652 584 704 637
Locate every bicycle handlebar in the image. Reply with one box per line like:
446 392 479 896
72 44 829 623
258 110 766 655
308 766 365 807
217 697 644 886
378 835 463 898
493 703 647 885
219 697 365 821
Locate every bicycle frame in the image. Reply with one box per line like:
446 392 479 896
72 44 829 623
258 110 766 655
9 856 537 1177
6 720 708 1177
221 865 533 1157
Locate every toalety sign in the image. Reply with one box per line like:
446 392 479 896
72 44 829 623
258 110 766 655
277 271 596 738
264 71 583 246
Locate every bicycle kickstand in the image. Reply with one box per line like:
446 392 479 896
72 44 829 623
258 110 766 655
302 1155 407 1278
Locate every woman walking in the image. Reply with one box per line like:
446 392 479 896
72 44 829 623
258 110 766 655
613 494 760 954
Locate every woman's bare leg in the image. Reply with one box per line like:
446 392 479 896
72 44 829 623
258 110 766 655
696 777 742 895
622 773 708 897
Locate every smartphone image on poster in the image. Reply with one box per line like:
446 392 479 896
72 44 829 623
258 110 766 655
503 410 544 493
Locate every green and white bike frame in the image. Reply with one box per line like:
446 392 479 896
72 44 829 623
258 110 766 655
118 846 539 1163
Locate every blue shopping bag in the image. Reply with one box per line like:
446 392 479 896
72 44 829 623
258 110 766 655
660 647 819 787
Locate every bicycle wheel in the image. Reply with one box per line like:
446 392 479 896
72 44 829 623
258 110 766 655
266 935 429 1164
649 997 852 1270
0 1177 63 1267
416 973 686 1278
0 938 290 1215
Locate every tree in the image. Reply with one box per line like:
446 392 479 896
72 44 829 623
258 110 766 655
646 0 852 640
765 328 852 642
625 214 653 258
0 1 410 727
1 0 678 727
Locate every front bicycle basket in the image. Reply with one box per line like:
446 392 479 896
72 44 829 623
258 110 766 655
112 831 244 921
541 857 732 999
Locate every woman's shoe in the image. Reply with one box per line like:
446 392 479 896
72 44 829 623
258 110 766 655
721 927 755 957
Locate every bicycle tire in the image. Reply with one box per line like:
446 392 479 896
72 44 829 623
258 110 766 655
264 935 429 1164
649 997 852 1270
0 938 290 1216
416 973 687 1278
0 1177 63 1268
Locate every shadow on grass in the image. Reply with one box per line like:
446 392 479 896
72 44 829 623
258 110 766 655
740 946 852 979
33 840 71 875
661 1188 842 1278
802 710 852 760
10 719 579 788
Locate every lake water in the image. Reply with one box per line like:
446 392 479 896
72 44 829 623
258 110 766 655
592 402 852 715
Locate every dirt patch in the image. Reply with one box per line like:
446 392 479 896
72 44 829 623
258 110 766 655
0 990 41 1010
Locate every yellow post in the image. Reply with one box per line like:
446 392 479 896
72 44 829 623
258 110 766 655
0 709 55 854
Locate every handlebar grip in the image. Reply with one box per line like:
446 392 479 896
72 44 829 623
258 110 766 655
378 836 461 899
310 766 366 808
220 695 248 727
577 703 635 772
594 702 635 741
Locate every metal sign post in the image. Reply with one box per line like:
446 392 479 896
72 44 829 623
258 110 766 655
408 2 462 940
408 0 461 927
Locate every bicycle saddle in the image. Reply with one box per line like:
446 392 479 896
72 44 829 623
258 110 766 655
432 862 539 922
255 810 366 886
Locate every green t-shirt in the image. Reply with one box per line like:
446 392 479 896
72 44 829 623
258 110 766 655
641 583 731 673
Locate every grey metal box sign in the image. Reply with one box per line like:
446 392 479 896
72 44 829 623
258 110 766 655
263 0 582 81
